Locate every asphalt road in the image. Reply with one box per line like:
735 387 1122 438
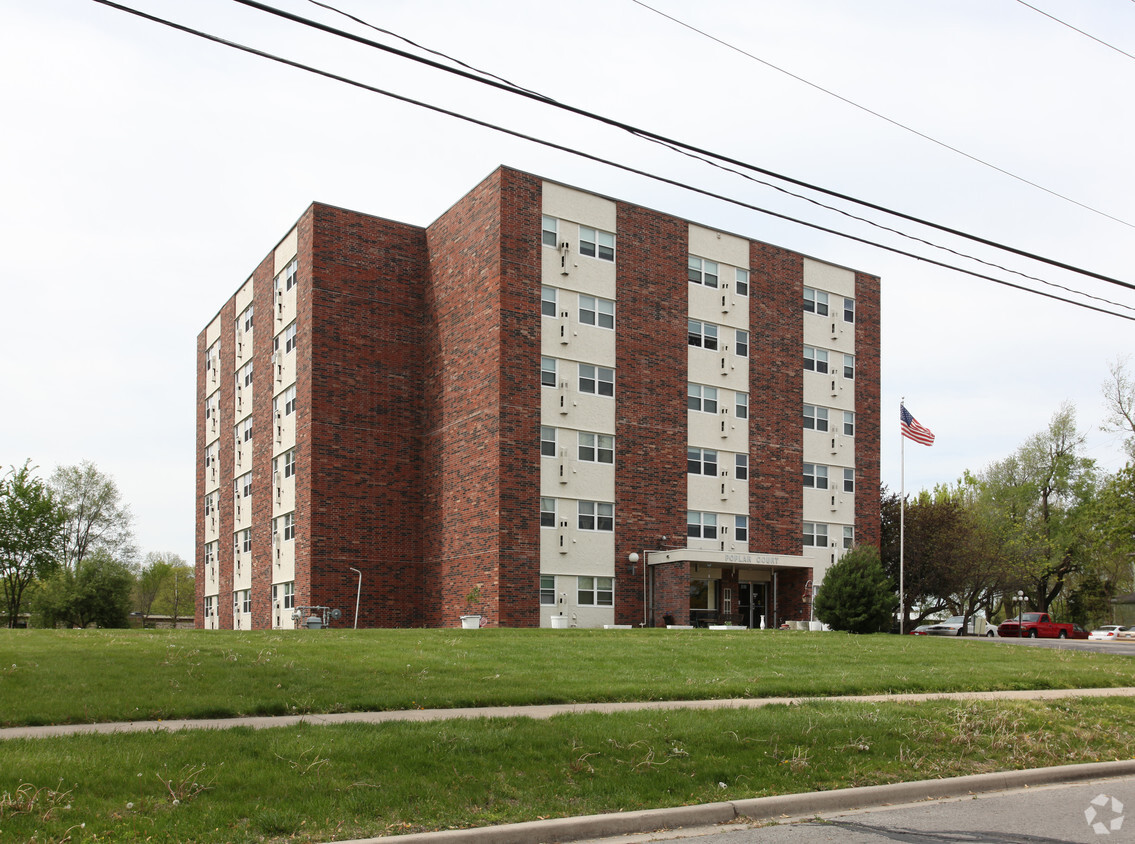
953 634 1135 657
586 775 1135 844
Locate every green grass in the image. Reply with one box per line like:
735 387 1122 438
1 628 1133 727
2 697 1134 843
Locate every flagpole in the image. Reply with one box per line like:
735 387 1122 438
899 398 906 635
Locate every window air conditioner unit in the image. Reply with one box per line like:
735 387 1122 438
720 419 728 438
560 323 568 345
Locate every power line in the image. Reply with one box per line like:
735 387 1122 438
86 0 1135 323
222 0 1135 295
1014 0 1135 62
630 0 1135 232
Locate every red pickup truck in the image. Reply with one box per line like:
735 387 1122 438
997 612 1077 639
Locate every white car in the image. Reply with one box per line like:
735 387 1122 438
1088 625 1128 641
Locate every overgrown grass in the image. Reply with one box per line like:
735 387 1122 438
1 628 1133 727
2 697 1134 842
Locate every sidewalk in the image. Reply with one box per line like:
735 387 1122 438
3 685 1134 740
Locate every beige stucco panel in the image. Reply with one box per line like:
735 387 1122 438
803 258 855 298
541 315 616 368
274 228 298 275
689 224 750 267
542 181 617 232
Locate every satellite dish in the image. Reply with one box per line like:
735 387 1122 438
330 608 342 620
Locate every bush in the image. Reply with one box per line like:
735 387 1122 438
814 545 897 634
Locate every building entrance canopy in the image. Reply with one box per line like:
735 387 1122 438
646 548 811 571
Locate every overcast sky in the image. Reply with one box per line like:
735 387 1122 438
3 0 1133 563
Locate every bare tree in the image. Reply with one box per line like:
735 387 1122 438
1102 356 1135 461
50 462 135 571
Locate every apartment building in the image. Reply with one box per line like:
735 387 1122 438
195 166 880 630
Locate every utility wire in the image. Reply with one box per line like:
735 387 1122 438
1014 0 1135 62
300 0 1135 314
222 0 1135 294
631 0 1135 232
87 0 1135 323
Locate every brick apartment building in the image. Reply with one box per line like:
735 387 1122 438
195 166 880 630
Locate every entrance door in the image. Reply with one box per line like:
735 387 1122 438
739 583 768 628
739 583 752 628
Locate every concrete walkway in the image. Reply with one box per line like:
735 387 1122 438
6 687 1135 844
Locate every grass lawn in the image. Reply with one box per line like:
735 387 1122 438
1 629 1133 842
1 628 1133 726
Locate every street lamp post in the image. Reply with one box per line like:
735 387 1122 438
1013 590 1027 638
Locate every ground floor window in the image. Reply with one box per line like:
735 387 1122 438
578 576 613 606
689 579 714 610
540 575 555 605
203 595 214 618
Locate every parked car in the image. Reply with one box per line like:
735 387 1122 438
921 615 995 637
997 612 1077 639
1070 624 1090 640
908 624 933 635
1088 625 1128 641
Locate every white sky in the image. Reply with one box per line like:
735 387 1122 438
2 0 1133 563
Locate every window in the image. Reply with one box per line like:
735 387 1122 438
688 319 718 350
578 576 613 607
688 256 718 288
239 472 252 498
735 453 748 480
241 528 251 554
804 346 829 373
735 268 749 297
579 295 614 329
687 511 717 539
283 448 297 479
578 501 614 531
241 589 251 614
204 542 215 565
204 398 213 421
204 595 214 618
804 522 828 547
843 468 855 494
843 526 855 549
735 330 749 357
274 580 295 609
204 444 215 469
843 411 856 437
735 392 749 420
241 417 253 442
540 575 556 606
282 512 295 541
735 515 749 542
687 447 718 476
285 258 298 292
541 215 558 247
579 364 614 397
242 361 254 387
804 463 829 489
579 226 615 261
688 384 718 413
843 297 855 323
541 357 557 387
578 432 614 464
241 305 254 332
284 385 296 416
540 497 556 528
541 286 557 317
803 287 829 315
282 322 297 354
204 493 214 517
541 426 556 457
843 354 855 380
804 404 829 432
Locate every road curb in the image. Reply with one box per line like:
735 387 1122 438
340 760 1135 844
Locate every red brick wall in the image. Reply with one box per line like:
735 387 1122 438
776 567 814 624
651 561 692 626
194 333 206 628
613 203 688 627
855 272 881 549
216 298 237 630
249 253 277 630
306 203 430 628
749 242 804 554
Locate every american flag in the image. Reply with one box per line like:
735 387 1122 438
900 404 935 446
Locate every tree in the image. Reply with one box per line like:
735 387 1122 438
50 462 135 571
135 553 173 626
0 462 66 627
35 548 134 628
137 552 193 626
1102 357 1135 461
814 544 897 634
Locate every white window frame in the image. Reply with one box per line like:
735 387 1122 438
577 500 614 532
541 215 558 248
804 404 829 432
688 319 718 350
579 226 615 261
284 322 298 354
540 426 556 457
843 354 855 380
688 256 718 288
242 305 254 333
735 330 749 357
242 360 254 387
541 357 557 387
844 468 855 493
284 385 297 416
240 472 252 498
735 268 749 297
578 432 614 464
843 526 855 549
804 346 829 374
804 463 829 489
204 595 214 618
843 411 856 437
735 515 749 542
803 287 829 315
735 453 749 480
282 512 295 541
579 295 614 329
577 575 614 607
541 286 557 317
540 497 556 528
843 297 855 323
578 364 614 397
804 522 829 548
540 574 556 606
687 447 717 476
241 528 251 554
688 384 718 414
687 510 718 540
735 392 749 420
283 448 297 479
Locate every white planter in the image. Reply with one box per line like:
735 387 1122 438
460 615 482 629
549 615 570 629
707 624 738 631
